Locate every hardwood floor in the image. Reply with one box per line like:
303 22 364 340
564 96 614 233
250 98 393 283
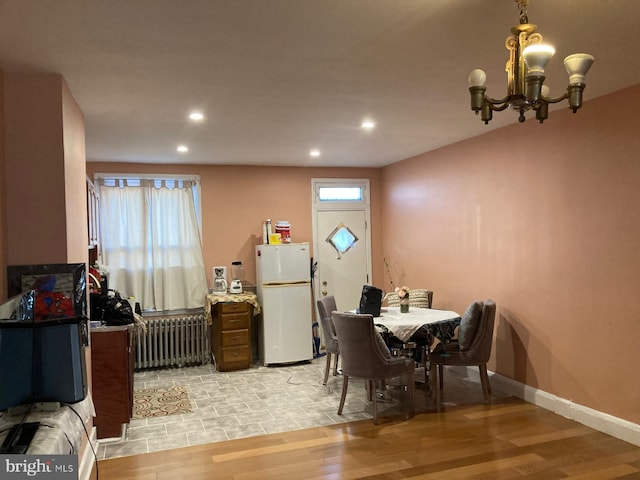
96 396 640 479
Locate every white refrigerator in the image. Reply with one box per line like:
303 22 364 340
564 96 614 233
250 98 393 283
256 242 313 366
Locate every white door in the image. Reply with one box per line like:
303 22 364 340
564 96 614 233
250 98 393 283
312 179 372 315
315 210 369 311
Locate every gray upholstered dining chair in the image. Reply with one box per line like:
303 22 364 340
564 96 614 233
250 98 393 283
384 289 433 308
429 299 496 404
332 311 415 424
316 295 340 385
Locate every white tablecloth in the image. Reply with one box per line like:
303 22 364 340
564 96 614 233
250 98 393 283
374 307 461 342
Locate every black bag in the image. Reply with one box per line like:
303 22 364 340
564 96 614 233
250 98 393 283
359 285 383 317
90 290 135 325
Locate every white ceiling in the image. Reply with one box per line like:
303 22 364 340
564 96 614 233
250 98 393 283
0 0 638 167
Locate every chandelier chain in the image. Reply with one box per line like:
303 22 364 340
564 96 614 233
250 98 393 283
515 0 529 24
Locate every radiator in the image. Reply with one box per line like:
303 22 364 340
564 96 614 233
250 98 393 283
135 313 209 370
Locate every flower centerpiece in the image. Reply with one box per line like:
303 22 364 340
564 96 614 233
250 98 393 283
395 286 410 313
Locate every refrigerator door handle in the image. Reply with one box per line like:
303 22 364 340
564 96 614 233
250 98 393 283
263 281 310 287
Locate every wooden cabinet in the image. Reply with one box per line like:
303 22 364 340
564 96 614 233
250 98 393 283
91 325 135 439
210 302 252 371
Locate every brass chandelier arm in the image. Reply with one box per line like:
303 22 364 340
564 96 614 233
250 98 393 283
484 98 515 112
540 92 569 105
482 91 570 109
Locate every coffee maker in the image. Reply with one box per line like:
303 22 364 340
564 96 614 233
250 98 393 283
212 266 227 295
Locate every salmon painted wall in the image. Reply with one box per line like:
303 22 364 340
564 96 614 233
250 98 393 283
2 73 88 281
381 85 640 424
86 163 384 291
4 74 70 266
0 71 6 301
61 79 89 265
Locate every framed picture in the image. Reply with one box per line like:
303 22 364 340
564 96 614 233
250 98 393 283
7 263 87 320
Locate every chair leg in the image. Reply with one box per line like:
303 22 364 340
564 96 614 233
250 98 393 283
419 346 428 387
407 371 415 420
483 364 492 394
430 363 439 405
333 353 340 376
479 364 491 403
424 364 428 390
370 379 378 424
338 374 349 415
438 364 444 390
323 353 331 385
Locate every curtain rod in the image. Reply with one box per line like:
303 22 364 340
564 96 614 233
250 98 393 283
94 173 200 183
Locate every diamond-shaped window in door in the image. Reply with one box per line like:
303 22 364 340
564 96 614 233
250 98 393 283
326 223 359 259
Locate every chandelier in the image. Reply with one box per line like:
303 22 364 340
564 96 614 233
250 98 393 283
468 0 594 124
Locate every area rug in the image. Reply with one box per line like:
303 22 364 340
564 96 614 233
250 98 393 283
132 385 192 419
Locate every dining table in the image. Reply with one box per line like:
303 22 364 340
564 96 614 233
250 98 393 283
372 306 461 347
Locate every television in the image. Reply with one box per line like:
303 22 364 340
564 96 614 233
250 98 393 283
0 317 88 411
1 264 89 412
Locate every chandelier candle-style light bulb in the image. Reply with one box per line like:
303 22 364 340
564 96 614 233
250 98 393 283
467 0 594 124
468 69 487 87
468 69 488 114
541 84 550 97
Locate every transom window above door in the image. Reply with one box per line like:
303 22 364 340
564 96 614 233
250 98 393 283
318 186 363 202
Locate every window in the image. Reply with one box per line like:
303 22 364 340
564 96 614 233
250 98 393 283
318 186 363 202
96 174 208 312
326 223 359 258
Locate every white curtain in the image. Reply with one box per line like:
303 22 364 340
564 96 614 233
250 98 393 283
98 178 208 311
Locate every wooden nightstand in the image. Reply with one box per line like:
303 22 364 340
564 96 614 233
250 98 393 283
210 301 252 371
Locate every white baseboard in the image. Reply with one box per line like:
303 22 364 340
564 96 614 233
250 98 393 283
79 426 98 480
449 366 640 447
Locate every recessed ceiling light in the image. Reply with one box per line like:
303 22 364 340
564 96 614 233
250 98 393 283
189 112 204 121
361 119 376 130
177 145 189 153
309 149 321 158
